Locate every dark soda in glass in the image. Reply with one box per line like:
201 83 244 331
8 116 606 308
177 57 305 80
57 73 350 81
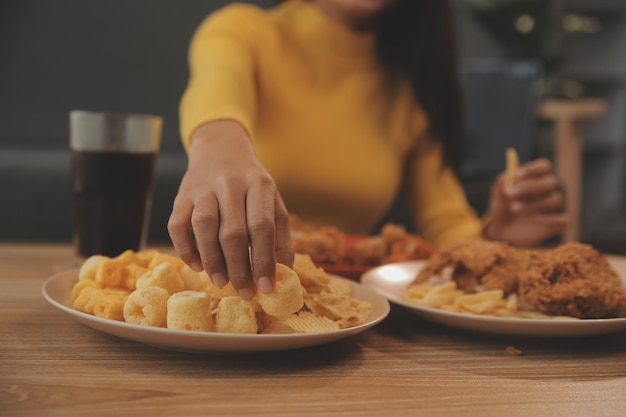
71 150 157 258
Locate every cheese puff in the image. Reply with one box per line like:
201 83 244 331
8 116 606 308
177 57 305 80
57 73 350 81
95 258 124 287
73 286 101 314
124 287 169 327
123 264 148 291
202 271 238 299
148 253 186 271
136 262 185 295
167 291 214 331
135 248 160 268
114 249 136 266
78 255 108 281
92 289 130 321
215 296 258 334
71 279 103 300
257 263 304 317
180 265 206 292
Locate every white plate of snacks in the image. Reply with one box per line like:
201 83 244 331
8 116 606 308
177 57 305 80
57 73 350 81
361 255 626 338
41 251 390 353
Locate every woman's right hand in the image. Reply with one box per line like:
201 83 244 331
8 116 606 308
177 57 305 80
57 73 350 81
167 120 294 299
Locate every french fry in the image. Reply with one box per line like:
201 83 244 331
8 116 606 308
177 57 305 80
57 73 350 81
403 280 579 320
504 147 519 191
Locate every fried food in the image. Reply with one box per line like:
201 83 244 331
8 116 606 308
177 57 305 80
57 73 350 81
167 290 215 332
519 243 626 318
411 239 626 319
124 287 170 327
413 238 532 296
504 147 519 191
72 248 371 333
290 215 436 268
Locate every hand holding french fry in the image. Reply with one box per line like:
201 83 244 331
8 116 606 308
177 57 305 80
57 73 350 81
482 149 569 247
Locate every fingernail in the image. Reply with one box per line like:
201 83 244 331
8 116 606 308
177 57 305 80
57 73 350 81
211 272 228 287
190 261 203 272
257 276 274 294
238 287 255 300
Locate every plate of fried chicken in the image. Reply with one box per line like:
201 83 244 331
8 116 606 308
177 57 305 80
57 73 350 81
361 239 626 337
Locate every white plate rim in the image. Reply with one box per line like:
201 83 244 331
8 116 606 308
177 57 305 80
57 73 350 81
42 269 390 353
360 260 626 338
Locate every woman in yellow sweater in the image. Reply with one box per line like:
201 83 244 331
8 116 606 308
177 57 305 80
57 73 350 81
169 0 568 298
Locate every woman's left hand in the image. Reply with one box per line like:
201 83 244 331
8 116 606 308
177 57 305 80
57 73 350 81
484 158 570 247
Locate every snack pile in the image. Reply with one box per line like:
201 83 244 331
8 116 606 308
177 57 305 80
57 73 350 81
404 238 626 319
71 249 372 334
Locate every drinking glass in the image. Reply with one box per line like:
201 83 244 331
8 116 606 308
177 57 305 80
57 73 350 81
69 110 162 260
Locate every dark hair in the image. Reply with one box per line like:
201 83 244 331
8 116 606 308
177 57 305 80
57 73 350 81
375 0 463 175
274 0 464 175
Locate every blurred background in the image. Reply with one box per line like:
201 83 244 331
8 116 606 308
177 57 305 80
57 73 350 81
1 0 625 254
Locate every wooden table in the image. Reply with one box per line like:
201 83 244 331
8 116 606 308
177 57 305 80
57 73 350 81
538 98 608 243
2 243 625 417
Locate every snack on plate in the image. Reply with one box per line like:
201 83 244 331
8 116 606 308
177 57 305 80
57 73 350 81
167 291 215 332
256 263 304 317
215 296 258 334
123 287 169 327
289 215 437 270
404 238 626 319
71 249 372 334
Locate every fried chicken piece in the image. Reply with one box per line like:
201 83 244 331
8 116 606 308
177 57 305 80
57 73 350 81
380 224 438 263
519 243 626 318
291 227 346 264
414 238 532 296
343 224 437 266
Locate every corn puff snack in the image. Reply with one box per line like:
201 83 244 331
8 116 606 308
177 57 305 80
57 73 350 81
71 248 372 334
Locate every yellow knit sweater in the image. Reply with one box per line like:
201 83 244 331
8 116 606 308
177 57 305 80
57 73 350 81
179 0 481 245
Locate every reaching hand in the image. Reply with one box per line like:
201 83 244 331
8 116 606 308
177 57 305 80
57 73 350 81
484 158 570 247
167 121 294 299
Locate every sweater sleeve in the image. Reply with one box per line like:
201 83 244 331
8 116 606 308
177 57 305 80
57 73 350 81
179 5 265 148
407 139 482 246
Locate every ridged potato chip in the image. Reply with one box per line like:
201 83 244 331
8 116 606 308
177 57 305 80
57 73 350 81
262 311 341 334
